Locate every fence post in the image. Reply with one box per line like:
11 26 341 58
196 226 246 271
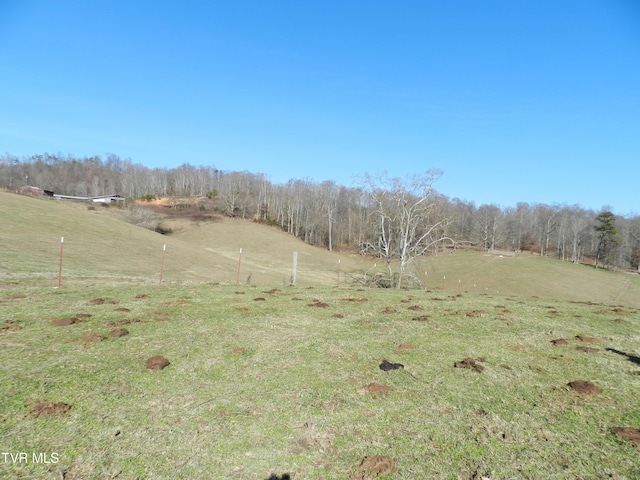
291 251 298 286
159 244 166 285
372 263 377 288
236 248 243 285
58 237 64 288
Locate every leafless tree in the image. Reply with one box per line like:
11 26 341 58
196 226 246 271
359 170 452 288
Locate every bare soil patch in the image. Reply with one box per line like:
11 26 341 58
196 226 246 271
381 307 396 314
28 400 72 418
363 383 390 395
53 317 79 326
75 313 92 319
612 427 640 451
407 305 423 311
397 343 414 350
253 297 266 302
264 288 281 295
465 310 485 318
454 357 485 373
575 335 599 343
551 339 568 346
146 356 170 370
345 297 368 303
568 380 602 394
135 294 150 299
332 313 345 318
88 298 117 305
308 301 329 308
109 328 129 337
412 315 430 321
106 319 140 327
353 455 396 480
80 333 106 343
230 347 246 354
114 307 131 313
1 320 22 333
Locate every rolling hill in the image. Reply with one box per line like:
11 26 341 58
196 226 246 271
1 190 638 307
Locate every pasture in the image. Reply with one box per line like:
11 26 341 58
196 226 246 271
1 282 639 479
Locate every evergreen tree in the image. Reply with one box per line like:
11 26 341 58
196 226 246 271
594 211 620 269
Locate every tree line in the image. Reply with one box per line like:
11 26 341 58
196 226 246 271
2 153 638 283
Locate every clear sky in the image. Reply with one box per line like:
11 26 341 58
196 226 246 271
1 1 639 214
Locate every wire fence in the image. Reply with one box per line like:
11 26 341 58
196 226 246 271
1 236 363 289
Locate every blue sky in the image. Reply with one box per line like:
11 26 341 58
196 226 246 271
1 1 639 214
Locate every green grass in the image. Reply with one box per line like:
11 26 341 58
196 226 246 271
1 283 639 479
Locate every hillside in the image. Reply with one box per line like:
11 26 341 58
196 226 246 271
0 191 367 287
1 190 638 307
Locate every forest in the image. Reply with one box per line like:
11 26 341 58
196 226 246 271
2 152 639 280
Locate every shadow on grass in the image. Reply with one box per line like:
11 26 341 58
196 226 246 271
606 348 640 366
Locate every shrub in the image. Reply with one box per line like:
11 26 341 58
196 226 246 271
123 204 160 232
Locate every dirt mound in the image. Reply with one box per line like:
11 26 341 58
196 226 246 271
80 333 105 343
253 297 266 302
75 313 92 319
465 310 485 318
53 317 79 326
363 383 390 395
407 305 423 311
332 313 345 318
146 355 170 370
412 315 430 321
1 320 22 333
114 307 131 313
575 335 599 343
88 298 117 305
612 427 640 451
381 307 396 314
28 400 72 418
397 343 414 350
230 347 246 354
109 328 129 337
106 319 140 327
551 339 568 346
345 297 368 303
568 380 602 394
455 357 485 373
308 301 329 308
135 294 150 299
353 455 396 479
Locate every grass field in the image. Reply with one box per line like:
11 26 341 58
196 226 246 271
1 282 639 479
2 191 640 479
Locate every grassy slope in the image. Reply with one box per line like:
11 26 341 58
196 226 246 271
1 190 638 307
0 191 366 287
1 284 639 479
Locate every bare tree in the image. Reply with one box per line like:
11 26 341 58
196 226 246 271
359 170 452 288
